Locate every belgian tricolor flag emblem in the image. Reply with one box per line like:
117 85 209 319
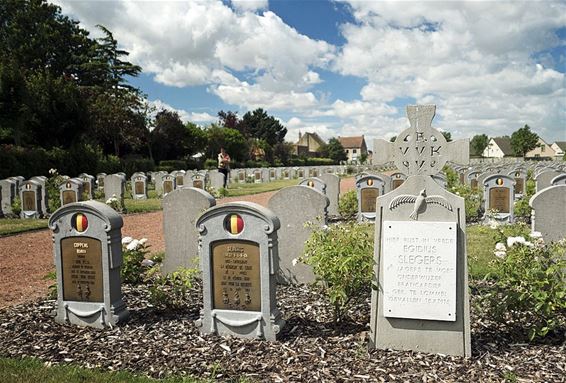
225 214 244 235
367 179 374 186
496 178 504 186
72 213 88 232
307 180 314 187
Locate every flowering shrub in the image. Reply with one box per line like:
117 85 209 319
481 231 566 340
11 196 21 216
449 183 482 222
106 194 123 213
338 190 358 220
300 222 373 322
121 236 151 284
46 168 65 213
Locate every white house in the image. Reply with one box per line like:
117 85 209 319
551 141 566 158
482 137 514 158
526 138 555 159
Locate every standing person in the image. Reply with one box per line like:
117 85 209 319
217 147 231 188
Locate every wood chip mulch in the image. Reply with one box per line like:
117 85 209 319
1 282 565 382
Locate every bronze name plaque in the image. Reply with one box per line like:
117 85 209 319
255 172 261 180
284 170 289 178
62 190 77 205
83 182 91 196
312 170 318 177
514 178 524 194
163 180 173 194
61 236 103 302
270 170 275 178
470 179 478 190
392 179 404 190
212 240 261 311
193 179 203 189
239 172 245 181
135 181 144 195
22 191 36 211
360 188 379 213
489 187 510 213
459 173 465 184
298 170 304 177
176 176 184 186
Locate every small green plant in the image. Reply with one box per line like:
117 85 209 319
300 222 373 322
480 234 566 340
11 196 21 216
46 168 64 213
513 196 532 222
105 194 123 213
338 190 358 219
443 165 460 189
449 183 482 222
43 271 57 299
121 237 151 284
147 267 199 311
217 187 229 197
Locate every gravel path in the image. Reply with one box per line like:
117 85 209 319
0 178 355 308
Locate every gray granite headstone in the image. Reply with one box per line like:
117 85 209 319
96 173 106 190
191 172 207 189
161 187 216 274
432 173 447 189
0 178 17 216
268 185 329 284
195 202 284 341
319 173 340 217
30 176 49 217
104 174 125 207
529 185 566 243
535 169 563 192
172 170 186 188
78 174 95 200
508 169 527 197
48 200 128 328
160 174 176 197
209 170 225 190
551 173 566 186
390 172 408 190
131 173 148 200
483 175 515 223
370 105 471 357
20 180 42 219
60 178 83 207
356 175 388 222
299 177 327 194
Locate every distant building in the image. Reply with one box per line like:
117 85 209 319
483 137 514 158
293 132 326 157
550 141 566 159
526 138 555 159
338 135 368 163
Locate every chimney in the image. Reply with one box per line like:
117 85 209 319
298 131 302 141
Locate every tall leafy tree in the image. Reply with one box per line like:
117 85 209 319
240 108 287 145
320 137 347 163
441 131 452 142
217 110 240 131
511 124 539 158
470 134 489 156
206 124 249 163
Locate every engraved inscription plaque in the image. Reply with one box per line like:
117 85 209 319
382 221 457 321
392 180 404 190
313 169 318 177
135 181 144 195
255 172 261 180
360 188 379 213
514 178 524 194
62 190 77 205
212 240 261 311
61 237 103 302
163 180 173 194
239 172 245 181
489 187 510 213
470 179 478 190
83 182 91 196
193 179 203 189
298 170 304 177
22 191 36 211
270 170 275 178
176 176 184 186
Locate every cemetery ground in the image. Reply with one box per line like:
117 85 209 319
1 179 565 381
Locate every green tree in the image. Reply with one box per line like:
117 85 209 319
205 124 249 163
511 124 539 158
240 108 287 146
320 137 347 163
389 136 397 142
470 134 489 156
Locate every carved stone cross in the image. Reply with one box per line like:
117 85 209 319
373 105 469 176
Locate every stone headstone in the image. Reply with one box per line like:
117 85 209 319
131 173 148 200
299 177 327 194
20 180 42 219
370 105 471 357
104 174 126 207
209 170 225 190
508 169 527 197
465 170 481 190
535 169 563 192
319 173 341 217
0 178 17 216
96 173 106 190
60 178 83 207
550 173 566 186
195 202 285 341
529 185 566 243
48 200 128 328
390 172 408 190
192 172 207 189
78 174 95 200
30 176 49 217
432 173 447 189
172 170 186 188
356 175 388 222
162 187 216 274
483 175 515 223
236 169 246 183
268 185 329 284
161 174 176 196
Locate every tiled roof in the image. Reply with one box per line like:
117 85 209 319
492 137 514 155
338 136 365 149
554 141 566 151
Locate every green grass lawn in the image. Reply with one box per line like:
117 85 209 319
0 218 49 236
225 178 300 196
0 357 205 383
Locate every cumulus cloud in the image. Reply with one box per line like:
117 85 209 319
231 0 268 12
148 100 216 125
334 1 566 141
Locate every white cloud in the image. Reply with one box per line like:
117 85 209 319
148 100 216 124
231 0 268 12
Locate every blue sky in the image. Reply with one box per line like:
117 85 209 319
55 0 566 149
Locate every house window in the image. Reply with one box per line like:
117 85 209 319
353 149 357 154
541 145 545 152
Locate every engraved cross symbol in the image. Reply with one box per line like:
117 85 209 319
373 105 469 176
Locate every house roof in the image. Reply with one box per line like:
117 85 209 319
492 137 514 155
553 141 566 151
338 136 365 149
295 132 326 148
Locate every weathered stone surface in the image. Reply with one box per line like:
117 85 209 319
161 187 216 274
529 185 566 243
268 185 328 284
319 173 340 217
